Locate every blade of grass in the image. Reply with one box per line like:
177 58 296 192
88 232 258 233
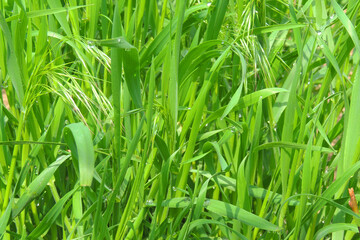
11 155 70 219
63 122 95 186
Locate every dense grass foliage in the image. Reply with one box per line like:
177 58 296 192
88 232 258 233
0 0 360 239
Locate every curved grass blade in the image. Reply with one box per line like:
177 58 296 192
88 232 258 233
314 223 358 240
162 197 192 208
179 40 223 82
161 197 280 231
303 160 360 221
63 122 95 186
203 88 288 127
204 142 229 171
195 170 301 206
331 0 360 56
205 199 281 231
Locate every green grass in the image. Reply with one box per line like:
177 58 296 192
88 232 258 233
0 0 360 239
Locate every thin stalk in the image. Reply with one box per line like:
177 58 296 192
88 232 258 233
2 112 25 212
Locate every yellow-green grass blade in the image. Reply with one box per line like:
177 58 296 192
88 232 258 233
332 0 360 179
0 198 12 237
109 1 123 163
252 23 307 34
86 0 101 39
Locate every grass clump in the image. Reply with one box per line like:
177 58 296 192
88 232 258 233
0 0 360 239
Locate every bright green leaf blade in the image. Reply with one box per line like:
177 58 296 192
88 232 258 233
12 155 70 218
314 223 359 240
331 0 360 56
253 141 335 154
252 23 307 34
205 199 281 231
64 122 95 186
238 88 288 110
6 5 88 22
0 199 12 237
